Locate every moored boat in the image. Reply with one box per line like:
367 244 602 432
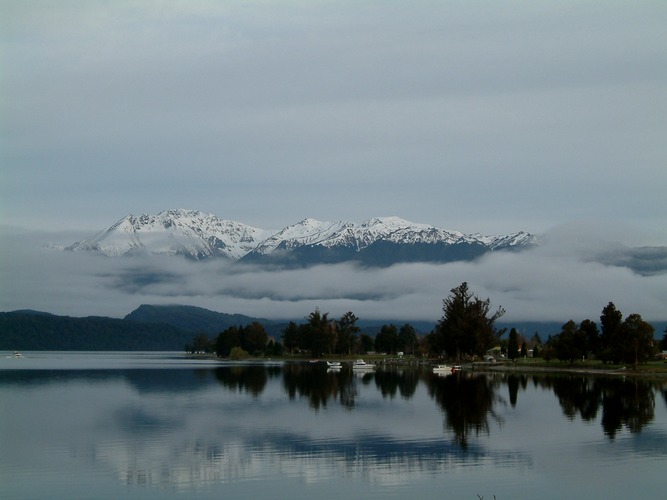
326 361 342 368
433 364 461 375
352 359 374 370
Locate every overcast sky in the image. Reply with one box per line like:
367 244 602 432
1 1 666 323
2 0 666 237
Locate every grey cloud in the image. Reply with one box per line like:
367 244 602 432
2 226 666 325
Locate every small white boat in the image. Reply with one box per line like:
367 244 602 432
433 364 460 375
7 351 24 359
352 359 374 370
326 361 342 368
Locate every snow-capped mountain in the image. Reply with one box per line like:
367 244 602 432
67 209 276 260
67 210 537 265
247 216 532 254
241 216 536 266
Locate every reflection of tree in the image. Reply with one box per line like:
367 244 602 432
507 375 519 407
375 370 419 398
374 369 419 399
282 364 357 410
601 378 655 439
543 375 657 439
428 374 500 449
374 369 399 398
397 369 420 399
551 376 602 421
213 366 268 396
505 374 529 407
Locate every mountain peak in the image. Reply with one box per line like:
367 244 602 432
66 210 536 265
68 209 276 260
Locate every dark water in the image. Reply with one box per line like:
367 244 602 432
1 352 666 499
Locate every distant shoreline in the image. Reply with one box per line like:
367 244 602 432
469 361 667 379
184 353 667 379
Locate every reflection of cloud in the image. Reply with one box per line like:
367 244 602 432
63 366 533 489
111 405 181 434
93 431 532 490
6 361 666 496
1 226 666 322
94 414 531 490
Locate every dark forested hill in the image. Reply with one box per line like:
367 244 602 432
0 306 286 351
124 304 276 333
0 311 192 351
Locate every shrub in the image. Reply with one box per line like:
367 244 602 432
230 346 249 360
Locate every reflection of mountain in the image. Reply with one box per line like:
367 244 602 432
7 359 667 496
95 418 531 490
93 427 532 490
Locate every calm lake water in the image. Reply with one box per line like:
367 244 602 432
1 352 666 499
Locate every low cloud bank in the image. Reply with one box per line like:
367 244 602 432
1 225 666 324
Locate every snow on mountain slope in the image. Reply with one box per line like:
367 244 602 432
250 218 355 254
485 231 537 250
67 209 276 260
66 210 537 261
248 216 520 256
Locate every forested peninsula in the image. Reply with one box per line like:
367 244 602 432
0 305 283 351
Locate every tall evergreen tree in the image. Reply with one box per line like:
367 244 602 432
552 320 587 363
435 282 505 360
240 322 269 354
579 319 600 359
620 313 655 368
375 324 399 354
600 302 623 363
359 333 374 354
305 308 334 357
508 328 519 360
281 321 300 354
216 327 240 357
398 323 418 355
335 311 360 355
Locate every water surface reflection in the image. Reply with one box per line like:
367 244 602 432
1 356 666 499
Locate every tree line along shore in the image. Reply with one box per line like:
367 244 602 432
186 282 667 374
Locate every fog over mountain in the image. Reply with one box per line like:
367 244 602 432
1 219 666 324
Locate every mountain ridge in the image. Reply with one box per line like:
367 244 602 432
66 209 537 266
